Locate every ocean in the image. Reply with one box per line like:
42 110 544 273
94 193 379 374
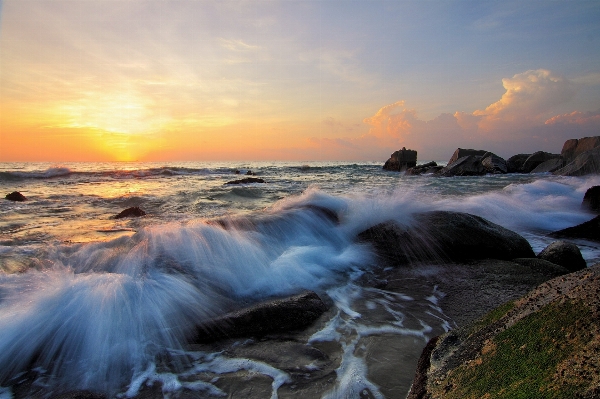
1 161 600 398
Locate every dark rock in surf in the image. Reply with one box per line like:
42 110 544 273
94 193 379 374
5 191 26 201
582 186 600 213
549 215 600 242
506 154 531 173
225 177 266 185
50 391 108 399
537 240 587 272
358 211 535 266
383 147 417 171
246 170 255 176
530 157 564 173
193 291 328 343
114 206 146 219
438 155 485 177
405 161 442 176
521 151 562 173
447 148 488 165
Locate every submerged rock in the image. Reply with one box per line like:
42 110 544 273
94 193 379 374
193 291 328 343
383 147 418 171
550 215 600 242
358 210 535 266
114 206 146 219
5 191 26 201
537 240 587 272
408 264 600 399
582 185 600 213
225 177 266 184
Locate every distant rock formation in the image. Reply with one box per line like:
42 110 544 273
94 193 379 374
437 149 508 177
383 147 417 171
405 161 442 176
521 151 562 173
554 136 600 176
5 191 26 201
447 148 488 165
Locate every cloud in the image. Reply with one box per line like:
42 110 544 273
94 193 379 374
349 69 600 160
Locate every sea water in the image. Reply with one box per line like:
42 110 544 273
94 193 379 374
1 161 599 398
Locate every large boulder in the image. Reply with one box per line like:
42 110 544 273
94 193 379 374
438 155 485 177
554 146 600 176
5 191 26 201
383 147 418 171
447 148 488 165
582 185 600 213
193 291 328 343
521 151 562 173
530 157 564 173
549 215 600 242
408 264 600 399
561 136 600 164
537 240 587 272
506 154 531 173
358 211 535 266
481 152 507 174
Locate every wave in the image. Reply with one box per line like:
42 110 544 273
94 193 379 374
0 166 73 180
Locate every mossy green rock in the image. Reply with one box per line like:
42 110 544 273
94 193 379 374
409 264 600 399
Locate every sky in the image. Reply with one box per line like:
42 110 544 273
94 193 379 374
1 0 600 162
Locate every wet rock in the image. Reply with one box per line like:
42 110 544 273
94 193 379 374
193 291 328 343
383 147 417 171
537 240 587 272
554 146 600 176
447 148 488 165
114 206 146 219
5 191 26 201
530 157 564 173
481 152 507 174
405 161 442 176
225 177 266 185
408 264 600 399
358 211 535 266
506 153 531 173
521 151 561 173
550 215 600 242
50 391 108 399
582 186 600 213
438 155 485 177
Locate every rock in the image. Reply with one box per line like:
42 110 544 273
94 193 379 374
537 240 587 272
225 177 266 184
405 161 442 176
50 392 108 399
530 157 564 173
383 147 417 171
521 151 562 173
408 264 600 399
245 170 255 175
481 152 507 174
554 146 600 176
114 206 146 219
447 148 488 165
438 155 485 177
5 191 26 201
506 153 531 173
193 291 328 343
582 185 600 213
358 211 535 266
561 136 600 164
549 215 600 242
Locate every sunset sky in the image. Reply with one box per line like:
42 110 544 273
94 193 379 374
1 0 600 162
